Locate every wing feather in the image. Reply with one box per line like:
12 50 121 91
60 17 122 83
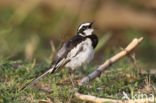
20 35 85 90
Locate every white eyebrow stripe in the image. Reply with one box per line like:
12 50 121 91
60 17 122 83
78 23 90 31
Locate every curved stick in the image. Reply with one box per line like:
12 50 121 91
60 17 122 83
79 37 143 86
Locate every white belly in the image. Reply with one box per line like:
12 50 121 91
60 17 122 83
65 38 94 70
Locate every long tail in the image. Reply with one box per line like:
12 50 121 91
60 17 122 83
20 66 55 91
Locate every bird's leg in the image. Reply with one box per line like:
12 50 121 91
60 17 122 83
68 68 75 87
69 73 75 87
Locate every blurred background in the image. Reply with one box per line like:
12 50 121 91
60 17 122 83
0 0 156 68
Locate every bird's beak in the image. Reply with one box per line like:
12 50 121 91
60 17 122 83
90 21 94 26
89 21 94 28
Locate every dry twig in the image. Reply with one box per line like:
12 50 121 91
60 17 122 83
75 92 155 103
79 37 143 86
74 92 121 103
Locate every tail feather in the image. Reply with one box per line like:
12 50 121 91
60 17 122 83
20 66 55 91
20 58 68 91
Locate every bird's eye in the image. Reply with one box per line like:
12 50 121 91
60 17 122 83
82 26 86 30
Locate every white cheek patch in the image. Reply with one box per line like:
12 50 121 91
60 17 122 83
84 29 94 36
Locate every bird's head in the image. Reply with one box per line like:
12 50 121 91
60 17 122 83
78 21 94 36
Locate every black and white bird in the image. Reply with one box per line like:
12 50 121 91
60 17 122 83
21 21 98 90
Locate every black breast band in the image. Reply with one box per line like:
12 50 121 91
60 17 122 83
86 34 98 48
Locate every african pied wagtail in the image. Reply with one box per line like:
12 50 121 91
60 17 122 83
21 21 98 90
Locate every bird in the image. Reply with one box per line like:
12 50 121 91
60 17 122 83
20 21 98 90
